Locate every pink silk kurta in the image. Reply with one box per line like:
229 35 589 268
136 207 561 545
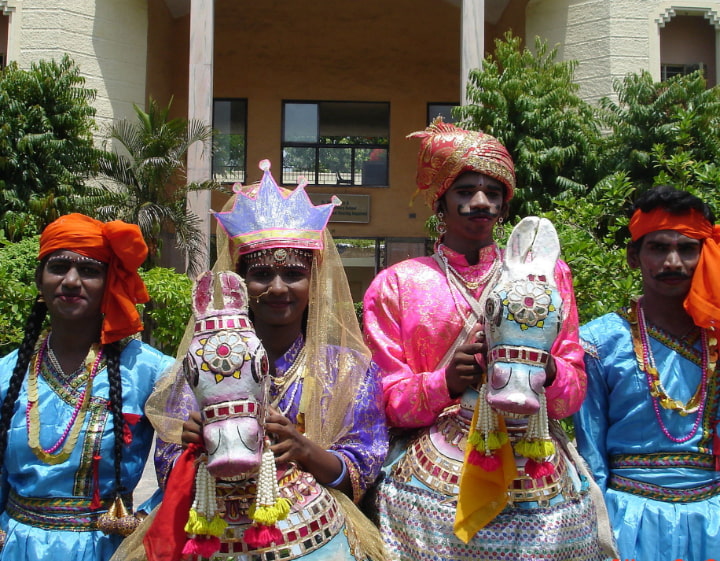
363 243 587 429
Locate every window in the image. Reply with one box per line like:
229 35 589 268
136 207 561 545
282 101 389 187
661 62 705 81
428 103 459 124
213 99 247 183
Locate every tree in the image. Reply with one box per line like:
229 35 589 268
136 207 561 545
95 98 223 276
0 55 99 240
596 69 720 215
455 32 602 216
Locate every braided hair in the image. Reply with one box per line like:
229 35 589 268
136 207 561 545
0 298 128 502
0 296 48 466
105 341 126 498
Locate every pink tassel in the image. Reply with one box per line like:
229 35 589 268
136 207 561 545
524 458 555 479
181 535 220 557
244 524 283 548
469 449 501 471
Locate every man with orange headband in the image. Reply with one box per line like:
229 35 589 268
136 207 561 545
363 119 608 560
574 185 720 561
0 213 174 561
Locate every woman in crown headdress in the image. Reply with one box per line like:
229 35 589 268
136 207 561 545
131 160 388 561
0 214 174 561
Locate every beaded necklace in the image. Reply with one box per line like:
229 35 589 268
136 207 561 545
629 299 715 443
26 334 104 465
271 346 306 417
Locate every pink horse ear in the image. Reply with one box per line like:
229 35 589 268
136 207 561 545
192 271 215 316
219 271 248 312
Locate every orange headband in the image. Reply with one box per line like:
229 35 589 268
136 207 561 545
629 207 720 328
629 207 713 241
39 213 150 344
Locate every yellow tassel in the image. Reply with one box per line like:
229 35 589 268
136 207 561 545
250 505 279 526
515 439 556 460
468 431 485 450
274 497 291 520
207 513 228 537
486 431 508 450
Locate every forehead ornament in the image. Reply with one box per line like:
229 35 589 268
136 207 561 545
273 249 288 263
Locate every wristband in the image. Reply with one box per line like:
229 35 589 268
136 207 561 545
326 450 348 488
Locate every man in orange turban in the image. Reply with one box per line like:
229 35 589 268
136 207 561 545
0 213 173 560
574 185 720 560
39 212 150 344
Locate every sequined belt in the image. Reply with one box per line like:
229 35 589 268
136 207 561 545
6 490 131 532
609 473 720 502
610 452 716 470
395 412 575 505
215 467 345 560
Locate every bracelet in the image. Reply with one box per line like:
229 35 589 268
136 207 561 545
326 450 348 488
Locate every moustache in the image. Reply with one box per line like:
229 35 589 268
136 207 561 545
653 272 691 282
457 209 499 219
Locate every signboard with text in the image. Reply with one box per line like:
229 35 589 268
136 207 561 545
309 193 370 223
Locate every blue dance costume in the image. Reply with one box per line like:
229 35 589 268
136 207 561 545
574 306 720 561
0 337 173 561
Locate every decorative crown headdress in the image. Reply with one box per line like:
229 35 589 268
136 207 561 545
213 160 341 256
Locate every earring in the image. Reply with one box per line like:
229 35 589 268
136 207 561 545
436 212 447 236
494 217 505 239
36 295 45 303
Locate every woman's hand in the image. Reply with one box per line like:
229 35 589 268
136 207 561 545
264 407 351 495
181 410 205 449
445 321 487 398
265 407 314 465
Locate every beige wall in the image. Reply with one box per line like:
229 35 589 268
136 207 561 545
148 0 468 241
527 0 720 104
10 0 148 131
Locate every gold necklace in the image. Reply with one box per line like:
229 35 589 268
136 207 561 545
438 244 501 291
629 299 715 416
26 335 104 465
271 346 307 416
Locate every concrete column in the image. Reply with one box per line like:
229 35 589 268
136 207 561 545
461 0 485 104
187 0 214 274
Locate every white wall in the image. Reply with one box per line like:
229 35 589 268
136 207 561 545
11 0 148 135
527 0 720 105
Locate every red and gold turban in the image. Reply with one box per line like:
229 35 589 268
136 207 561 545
629 207 720 328
408 118 516 208
39 213 150 344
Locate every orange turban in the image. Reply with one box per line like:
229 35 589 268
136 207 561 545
39 213 150 344
408 118 516 208
629 207 720 328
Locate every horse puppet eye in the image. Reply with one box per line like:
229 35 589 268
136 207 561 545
183 356 200 388
485 292 503 327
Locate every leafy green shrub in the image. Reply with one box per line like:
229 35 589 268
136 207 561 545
139 267 192 356
0 56 99 240
456 32 601 216
0 235 40 355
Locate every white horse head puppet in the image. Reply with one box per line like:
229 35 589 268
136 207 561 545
184 270 269 479
483 216 563 416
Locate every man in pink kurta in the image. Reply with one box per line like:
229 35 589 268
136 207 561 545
363 246 585 430
362 119 609 561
